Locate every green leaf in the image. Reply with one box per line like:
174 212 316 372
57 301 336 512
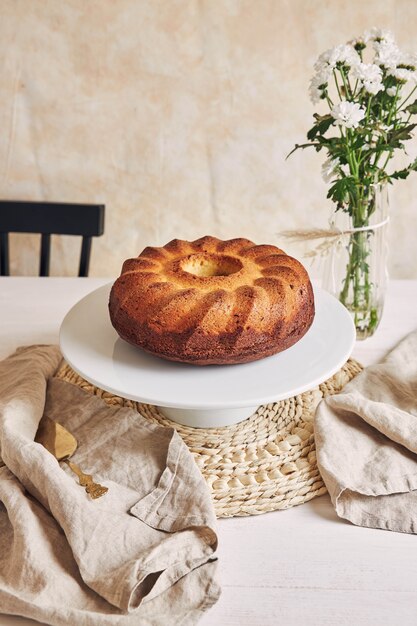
391 156 417 180
312 113 331 122
307 114 335 141
387 123 417 148
327 176 357 206
324 137 345 150
405 99 417 115
391 169 410 180
286 142 322 160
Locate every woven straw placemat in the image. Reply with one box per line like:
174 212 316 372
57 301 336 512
56 359 362 518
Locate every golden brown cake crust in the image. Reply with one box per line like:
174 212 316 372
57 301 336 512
108 236 315 365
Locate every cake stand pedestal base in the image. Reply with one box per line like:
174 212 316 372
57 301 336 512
159 405 259 428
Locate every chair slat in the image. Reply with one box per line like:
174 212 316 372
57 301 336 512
79 236 92 277
0 202 104 236
0 232 10 276
40 233 51 276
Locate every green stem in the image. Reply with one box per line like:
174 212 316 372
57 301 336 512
325 94 334 108
387 85 400 126
339 67 351 99
398 84 417 110
365 95 373 120
338 185 375 335
380 151 392 172
344 129 359 179
372 86 401 175
333 69 342 100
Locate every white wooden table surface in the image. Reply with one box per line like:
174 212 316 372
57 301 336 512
0 277 417 626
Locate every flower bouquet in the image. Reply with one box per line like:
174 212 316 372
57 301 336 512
290 28 417 338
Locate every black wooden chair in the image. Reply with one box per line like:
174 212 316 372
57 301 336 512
0 201 105 276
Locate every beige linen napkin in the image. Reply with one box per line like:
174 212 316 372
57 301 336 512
315 329 417 533
0 345 220 625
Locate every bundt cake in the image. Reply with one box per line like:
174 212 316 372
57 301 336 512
108 236 315 365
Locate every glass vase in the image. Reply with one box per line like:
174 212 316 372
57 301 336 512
322 183 389 340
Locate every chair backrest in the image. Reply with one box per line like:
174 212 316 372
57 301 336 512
0 201 105 276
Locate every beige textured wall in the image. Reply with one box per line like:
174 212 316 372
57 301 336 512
1 0 416 278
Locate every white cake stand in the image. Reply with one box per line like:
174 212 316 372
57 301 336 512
59 283 355 428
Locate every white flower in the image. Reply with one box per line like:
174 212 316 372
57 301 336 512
384 50 417 83
309 73 328 104
365 80 384 95
388 66 417 83
321 157 340 183
351 63 381 82
378 123 393 133
311 44 360 105
331 100 366 129
348 36 366 51
374 40 401 69
363 27 396 44
351 62 384 94
314 44 360 75
332 44 360 67
312 64 333 87
400 52 417 69
386 86 397 97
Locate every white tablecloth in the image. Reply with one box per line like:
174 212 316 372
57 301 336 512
1 277 417 626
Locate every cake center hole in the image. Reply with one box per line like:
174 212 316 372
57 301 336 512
181 254 243 277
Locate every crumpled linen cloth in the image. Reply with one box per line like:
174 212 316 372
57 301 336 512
315 329 417 534
0 345 220 625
